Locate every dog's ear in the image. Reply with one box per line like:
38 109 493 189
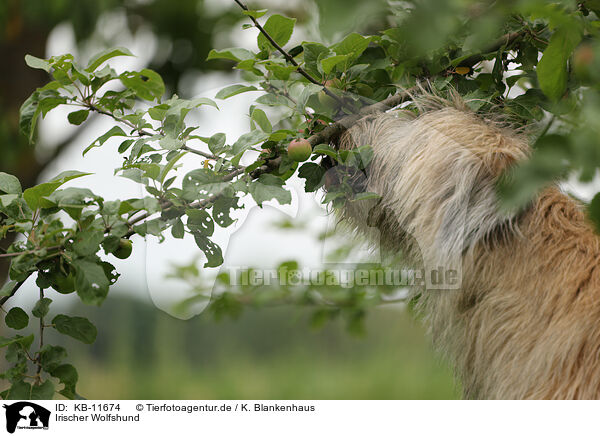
479 135 528 178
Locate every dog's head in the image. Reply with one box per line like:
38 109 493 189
329 99 530 269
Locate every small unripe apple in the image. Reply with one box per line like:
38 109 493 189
114 239 133 259
288 139 312 162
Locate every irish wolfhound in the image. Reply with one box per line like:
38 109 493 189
335 93 600 399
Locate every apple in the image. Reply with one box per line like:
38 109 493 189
288 139 312 162
114 238 133 259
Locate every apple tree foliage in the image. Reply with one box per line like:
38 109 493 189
1 0 600 399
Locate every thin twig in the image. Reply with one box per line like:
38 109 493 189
35 287 45 383
0 246 61 259
233 0 350 109
87 104 220 160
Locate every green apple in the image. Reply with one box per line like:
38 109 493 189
114 238 133 259
288 139 312 162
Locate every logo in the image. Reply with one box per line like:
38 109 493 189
3 402 50 434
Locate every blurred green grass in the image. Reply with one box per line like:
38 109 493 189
61 297 458 399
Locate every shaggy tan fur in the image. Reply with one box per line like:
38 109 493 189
336 94 600 399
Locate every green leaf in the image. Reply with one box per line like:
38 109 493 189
298 162 326 192
0 335 33 349
0 172 22 194
312 144 338 159
0 194 18 207
39 345 67 371
215 84 258 100
67 109 89 125
72 259 110 306
5 308 29 330
160 151 187 184
6 380 32 400
19 90 43 143
84 126 128 156
251 108 272 133
588 193 600 234
207 48 255 62
351 192 381 201
303 42 331 76
159 135 184 151
186 209 214 237
72 229 104 257
182 169 230 199
537 26 582 101
208 133 227 155
31 380 55 400
85 47 134 72
243 9 268 19
23 171 91 210
213 197 240 227
50 364 78 399
193 234 223 268
190 97 219 110
257 14 296 52
331 33 371 59
321 54 350 74
52 314 97 344
249 174 291 206
32 298 52 318
0 334 34 348
25 54 50 72
119 68 165 101
232 129 270 155
171 218 185 239
0 281 17 297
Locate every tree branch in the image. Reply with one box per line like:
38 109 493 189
0 87 414 307
87 104 220 161
233 0 350 109
309 87 416 147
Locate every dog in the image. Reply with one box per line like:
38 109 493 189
333 92 600 399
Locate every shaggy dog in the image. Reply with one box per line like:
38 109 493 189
335 93 600 399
